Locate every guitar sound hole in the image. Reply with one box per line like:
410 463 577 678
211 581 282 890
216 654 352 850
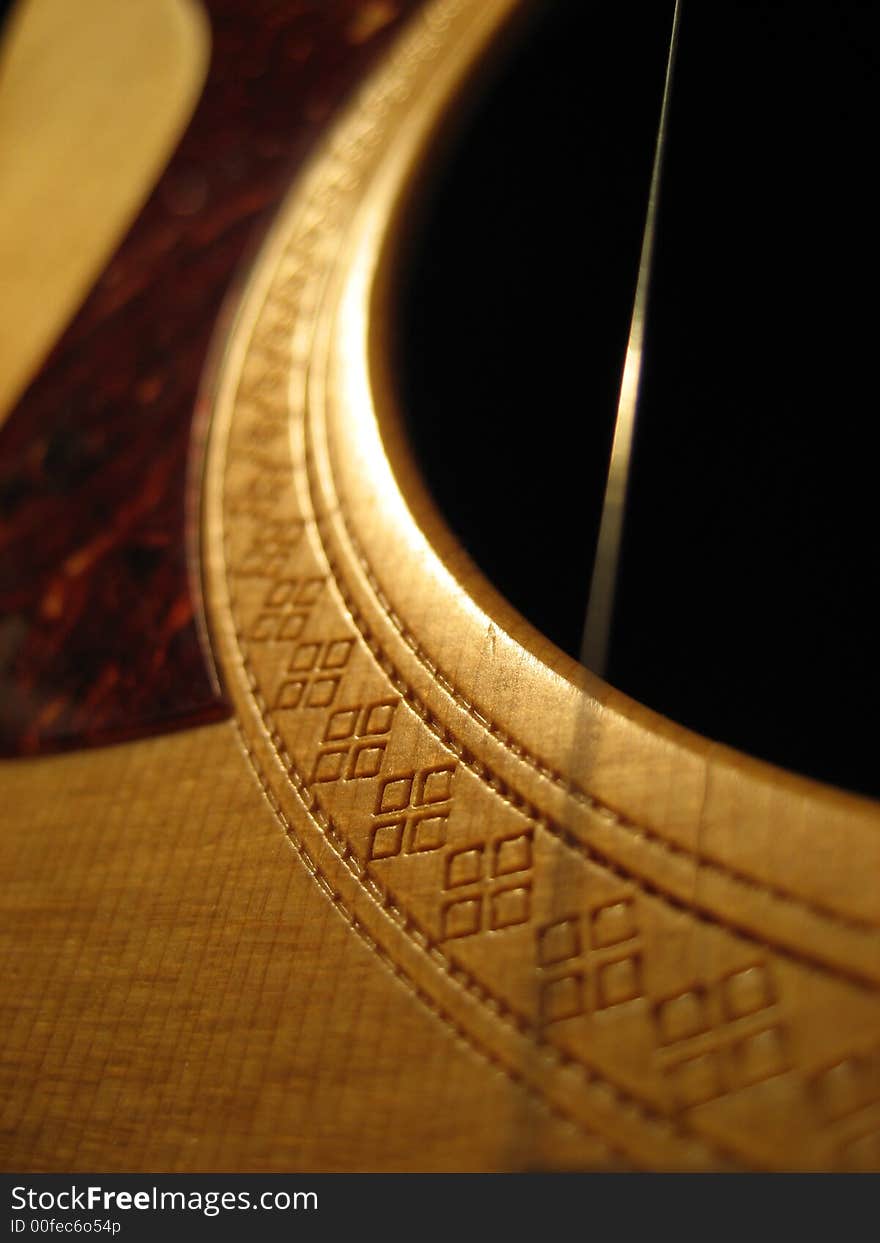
395 0 878 800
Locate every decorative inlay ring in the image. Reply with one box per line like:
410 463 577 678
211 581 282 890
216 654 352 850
202 0 880 1171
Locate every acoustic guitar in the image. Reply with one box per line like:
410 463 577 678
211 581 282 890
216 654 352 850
1 0 878 1172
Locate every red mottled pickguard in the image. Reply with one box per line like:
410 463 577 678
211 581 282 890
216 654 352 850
0 0 423 754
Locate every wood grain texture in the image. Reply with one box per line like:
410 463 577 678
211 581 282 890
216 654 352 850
0 0 422 755
2 0 879 1173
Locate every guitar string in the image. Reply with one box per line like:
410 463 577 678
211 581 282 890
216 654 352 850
579 0 683 676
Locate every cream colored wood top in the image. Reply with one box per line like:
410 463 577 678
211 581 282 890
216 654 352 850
0 0 209 423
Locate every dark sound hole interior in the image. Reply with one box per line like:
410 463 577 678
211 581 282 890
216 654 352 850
394 0 879 800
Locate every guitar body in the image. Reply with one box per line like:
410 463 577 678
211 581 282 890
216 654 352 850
2 0 879 1172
